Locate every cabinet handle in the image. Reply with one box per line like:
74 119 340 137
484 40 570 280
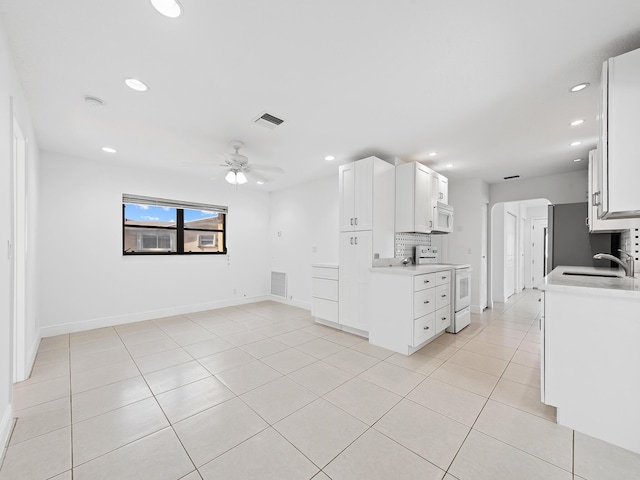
429 220 433 228
440 192 443 199
441 276 447 279
423 300 430 304
350 218 354 225
585 217 589 227
355 217 358 225
350 237 354 245
592 191 601 207
423 280 430 284
441 294 447 298
423 326 430 330
441 317 447 321
354 237 358 245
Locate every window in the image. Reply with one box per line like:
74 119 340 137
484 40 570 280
123 194 227 255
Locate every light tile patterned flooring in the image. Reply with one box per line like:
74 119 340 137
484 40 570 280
2 289 640 479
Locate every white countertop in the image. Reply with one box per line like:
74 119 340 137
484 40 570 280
539 265 640 298
369 264 455 276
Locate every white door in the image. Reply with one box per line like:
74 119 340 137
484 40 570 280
338 163 355 231
505 212 516 299
480 204 488 310
531 218 548 288
12 117 28 382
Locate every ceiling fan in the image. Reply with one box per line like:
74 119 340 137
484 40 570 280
183 140 284 185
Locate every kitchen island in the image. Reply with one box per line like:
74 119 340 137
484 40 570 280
368 265 453 355
539 266 640 454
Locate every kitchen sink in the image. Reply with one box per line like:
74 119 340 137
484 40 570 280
562 272 623 278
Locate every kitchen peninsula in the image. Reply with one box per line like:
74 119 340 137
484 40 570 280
539 266 640 454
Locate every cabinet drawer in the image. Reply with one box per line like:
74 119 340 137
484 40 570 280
435 306 451 334
414 288 436 318
312 298 338 323
312 278 338 301
413 313 435 346
414 273 436 292
312 266 338 280
435 270 451 286
435 284 450 310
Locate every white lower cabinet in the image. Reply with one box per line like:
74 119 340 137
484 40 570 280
339 231 372 332
369 268 452 355
311 265 338 323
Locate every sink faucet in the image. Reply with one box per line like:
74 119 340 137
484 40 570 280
401 257 413 266
593 249 635 277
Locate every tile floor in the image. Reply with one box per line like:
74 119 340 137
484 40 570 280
2 290 640 479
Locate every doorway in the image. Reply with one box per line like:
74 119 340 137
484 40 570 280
12 116 28 382
505 212 516 299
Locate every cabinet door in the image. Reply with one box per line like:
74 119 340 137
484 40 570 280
339 231 372 331
339 232 356 326
607 48 640 217
354 158 373 231
597 60 609 219
339 163 356 231
439 176 448 204
415 164 432 232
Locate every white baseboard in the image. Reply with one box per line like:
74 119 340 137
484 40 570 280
470 305 485 315
268 295 312 311
0 403 13 451
40 295 275 337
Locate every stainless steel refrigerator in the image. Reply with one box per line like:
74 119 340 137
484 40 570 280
547 202 620 272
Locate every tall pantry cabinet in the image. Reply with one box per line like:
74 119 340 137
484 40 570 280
338 157 394 332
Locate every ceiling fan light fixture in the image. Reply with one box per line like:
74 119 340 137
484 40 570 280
236 171 248 184
225 171 237 184
150 0 182 18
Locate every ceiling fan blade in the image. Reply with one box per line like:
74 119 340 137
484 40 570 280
248 164 285 174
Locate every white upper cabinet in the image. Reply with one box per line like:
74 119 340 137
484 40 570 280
588 149 640 232
396 162 432 233
339 157 375 231
598 47 640 219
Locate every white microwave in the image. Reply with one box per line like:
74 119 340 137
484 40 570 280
432 202 454 233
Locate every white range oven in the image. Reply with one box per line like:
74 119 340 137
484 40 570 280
447 265 471 333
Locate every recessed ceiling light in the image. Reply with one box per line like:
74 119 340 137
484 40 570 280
428 152 437 157
256 180 265 185
570 141 582 146
102 147 117 153
125 78 148 92
446 163 454 168
150 0 182 18
570 83 589 92
570 119 584 126
324 155 335 161
573 158 582 162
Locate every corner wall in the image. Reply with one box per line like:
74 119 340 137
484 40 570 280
268 174 339 309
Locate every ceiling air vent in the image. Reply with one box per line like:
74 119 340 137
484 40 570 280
503 175 520 180
255 112 284 129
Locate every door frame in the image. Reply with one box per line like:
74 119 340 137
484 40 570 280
11 112 28 382
531 217 548 288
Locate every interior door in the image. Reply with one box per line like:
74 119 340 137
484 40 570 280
519 217 526 291
480 204 488 310
505 212 516 299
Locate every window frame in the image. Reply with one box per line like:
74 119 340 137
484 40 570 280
122 195 227 256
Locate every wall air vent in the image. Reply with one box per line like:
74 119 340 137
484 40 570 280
271 271 288 297
503 175 520 180
255 112 284 129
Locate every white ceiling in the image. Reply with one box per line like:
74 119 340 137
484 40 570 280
1 0 640 191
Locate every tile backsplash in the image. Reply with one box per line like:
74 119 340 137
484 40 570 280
620 227 640 263
395 232 431 258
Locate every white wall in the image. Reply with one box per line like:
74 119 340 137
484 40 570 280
0 18 41 450
268 174 339 309
490 170 588 206
37 152 272 336
447 178 490 313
